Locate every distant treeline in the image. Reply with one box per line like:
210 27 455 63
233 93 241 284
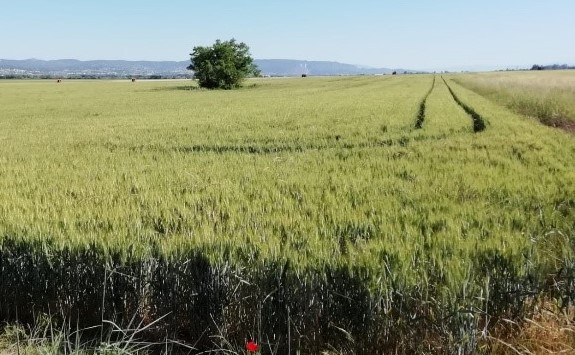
0 74 192 80
531 64 575 71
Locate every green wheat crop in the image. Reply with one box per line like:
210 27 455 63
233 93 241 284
0 75 574 353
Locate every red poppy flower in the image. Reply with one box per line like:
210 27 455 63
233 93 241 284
246 340 259 352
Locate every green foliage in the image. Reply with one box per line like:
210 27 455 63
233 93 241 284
187 39 260 89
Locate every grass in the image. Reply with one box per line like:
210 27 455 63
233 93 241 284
0 314 161 354
480 299 575 354
0 75 574 353
453 70 575 130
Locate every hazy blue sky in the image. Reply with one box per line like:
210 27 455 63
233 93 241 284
1 0 574 71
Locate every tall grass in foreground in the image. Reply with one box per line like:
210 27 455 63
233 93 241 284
0 76 574 353
453 71 575 129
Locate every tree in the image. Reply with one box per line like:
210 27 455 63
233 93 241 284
187 39 260 89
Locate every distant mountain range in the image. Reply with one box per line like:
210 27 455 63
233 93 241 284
0 58 414 78
0 59 189 78
254 59 411 76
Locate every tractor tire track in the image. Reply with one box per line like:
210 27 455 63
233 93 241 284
442 77 486 132
415 76 436 129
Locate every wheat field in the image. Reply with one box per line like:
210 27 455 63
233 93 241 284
0 74 574 353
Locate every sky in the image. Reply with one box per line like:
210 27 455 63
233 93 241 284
1 0 574 71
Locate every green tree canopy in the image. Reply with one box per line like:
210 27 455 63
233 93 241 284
187 39 260 89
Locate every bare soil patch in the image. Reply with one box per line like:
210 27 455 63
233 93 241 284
541 116 575 133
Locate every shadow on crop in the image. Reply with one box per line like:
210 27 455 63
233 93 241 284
149 85 203 92
150 83 259 92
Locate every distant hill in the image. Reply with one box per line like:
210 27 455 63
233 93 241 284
0 59 190 78
0 58 415 78
255 59 409 76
